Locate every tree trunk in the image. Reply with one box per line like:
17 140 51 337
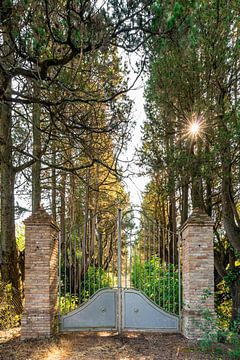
191 143 205 209
206 177 212 217
205 142 212 217
60 172 66 248
169 188 178 264
231 277 240 326
0 74 22 312
0 13 23 312
51 149 57 221
218 134 240 324
32 82 41 212
83 170 90 274
181 179 189 225
221 155 240 252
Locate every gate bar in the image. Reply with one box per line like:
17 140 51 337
178 231 181 317
117 208 122 333
58 231 61 324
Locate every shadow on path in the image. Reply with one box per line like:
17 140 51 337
0 328 214 360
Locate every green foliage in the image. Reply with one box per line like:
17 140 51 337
229 349 240 360
131 256 180 314
0 283 21 330
224 267 240 286
60 294 77 315
60 266 111 314
81 266 112 302
198 309 240 359
216 298 232 328
16 224 25 252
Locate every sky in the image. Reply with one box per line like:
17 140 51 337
119 55 150 208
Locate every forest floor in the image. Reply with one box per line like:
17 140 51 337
0 328 229 360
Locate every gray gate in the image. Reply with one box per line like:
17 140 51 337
59 208 181 332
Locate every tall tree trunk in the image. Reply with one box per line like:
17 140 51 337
179 138 189 224
191 143 205 209
181 178 189 224
0 74 22 312
0 13 22 312
205 142 212 217
83 170 90 274
69 171 75 225
51 146 57 221
231 277 240 326
206 177 212 217
169 187 178 264
221 154 240 252
60 172 66 248
168 134 177 235
32 82 41 212
219 110 240 321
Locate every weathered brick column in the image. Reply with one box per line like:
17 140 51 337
181 208 215 339
21 207 59 339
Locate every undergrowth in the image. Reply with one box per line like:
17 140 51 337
0 282 21 330
198 309 240 359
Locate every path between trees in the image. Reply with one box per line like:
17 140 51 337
0 329 216 360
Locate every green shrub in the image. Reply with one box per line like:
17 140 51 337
16 224 25 252
198 309 240 358
80 266 112 302
60 266 111 314
215 278 232 328
0 282 21 330
228 348 240 360
131 256 180 314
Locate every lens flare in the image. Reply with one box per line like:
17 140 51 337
189 121 200 136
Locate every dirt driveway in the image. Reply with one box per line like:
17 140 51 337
0 329 215 360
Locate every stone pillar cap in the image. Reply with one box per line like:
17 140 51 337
180 207 214 233
24 205 59 231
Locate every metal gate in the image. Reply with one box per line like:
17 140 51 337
58 208 181 332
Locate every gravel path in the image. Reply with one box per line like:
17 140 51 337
0 329 215 360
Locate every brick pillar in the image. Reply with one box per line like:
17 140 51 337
21 207 59 339
181 208 215 339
